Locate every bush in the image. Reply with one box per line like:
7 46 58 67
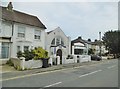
32 47 49 60
6 59 14 66
17 51 23 58
16 47 49 61
23 50 34 61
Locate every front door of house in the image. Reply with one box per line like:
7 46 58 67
56 49 62 64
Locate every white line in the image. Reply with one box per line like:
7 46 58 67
79 70 102 78
1 65 92 82
0 61 105 82
44 82 62 87
107 65 116 69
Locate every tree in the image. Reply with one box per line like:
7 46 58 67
102 30 120 58
88 48 95 55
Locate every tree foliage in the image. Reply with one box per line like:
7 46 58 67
32 47 49 60
88 48 95 55
102 30 120 57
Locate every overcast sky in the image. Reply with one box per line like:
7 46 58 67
1 1 118 41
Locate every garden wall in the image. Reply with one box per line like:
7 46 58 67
79 55 91 62
64 55 77 64
11 58 43 70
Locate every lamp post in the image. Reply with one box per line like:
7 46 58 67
99 32 102 57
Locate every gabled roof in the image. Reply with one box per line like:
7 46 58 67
91 40 103 45
1 6 46 29
71 37 86 46
47 30 54 34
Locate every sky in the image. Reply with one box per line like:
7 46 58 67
1 0 118 41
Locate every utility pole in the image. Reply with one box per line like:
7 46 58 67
99 32 102 57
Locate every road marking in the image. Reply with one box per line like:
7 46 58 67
0 67 76 81
44 82 62 87
0 59 110 81
79 70 102 78
107 65 116 69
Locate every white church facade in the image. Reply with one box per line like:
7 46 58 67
45 27 71 65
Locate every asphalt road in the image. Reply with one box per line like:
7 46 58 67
2 59 118 88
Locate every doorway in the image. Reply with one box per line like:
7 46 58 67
56 49 62 64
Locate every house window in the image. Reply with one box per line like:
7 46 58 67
17 46 20 52
24 46 29 51
61 39 64 46
18 26 25 38
1 43 9 58
74 49 84 55
56 38 60 45
34 30 41 39
51 38 55 45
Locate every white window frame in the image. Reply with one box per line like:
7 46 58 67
24 46 29 51
18 26 25 38
34 30 41 40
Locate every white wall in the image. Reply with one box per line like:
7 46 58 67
10 23 45 58
79 55 91 62
46 27 71 57
45 27 71 64
1 21 12 37
11 58 43 70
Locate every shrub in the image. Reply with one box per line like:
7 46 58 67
15 65 23 71
17 51 23 58
23 50 34 61
6 59 14 66
32 47 49 60
16 47 49 61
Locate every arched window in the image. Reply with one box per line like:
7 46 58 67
61 39 64 46
56 38 60 45
51 37 64 46
51 38 55 45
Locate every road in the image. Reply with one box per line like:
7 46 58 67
2 59 118 88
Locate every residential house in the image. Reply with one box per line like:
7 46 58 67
71 36 87 55
71 36 91 63
91 40 108 55
0 2 46 64
71 36 93 55
45 27 71 65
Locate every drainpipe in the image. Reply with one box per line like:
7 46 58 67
11 21 14 36
99 32 102 57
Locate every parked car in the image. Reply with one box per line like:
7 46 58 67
91 55 102 61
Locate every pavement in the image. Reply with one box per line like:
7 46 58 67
1 59 109 80
1 59 118 88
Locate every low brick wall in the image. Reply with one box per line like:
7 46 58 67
24 60 42 69
10 58 43 70
64 55 77 64
78 55 91 63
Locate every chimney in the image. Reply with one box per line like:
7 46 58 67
88 39 91 42
7 2 13 11
95 39 97 42
78 36 82 39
